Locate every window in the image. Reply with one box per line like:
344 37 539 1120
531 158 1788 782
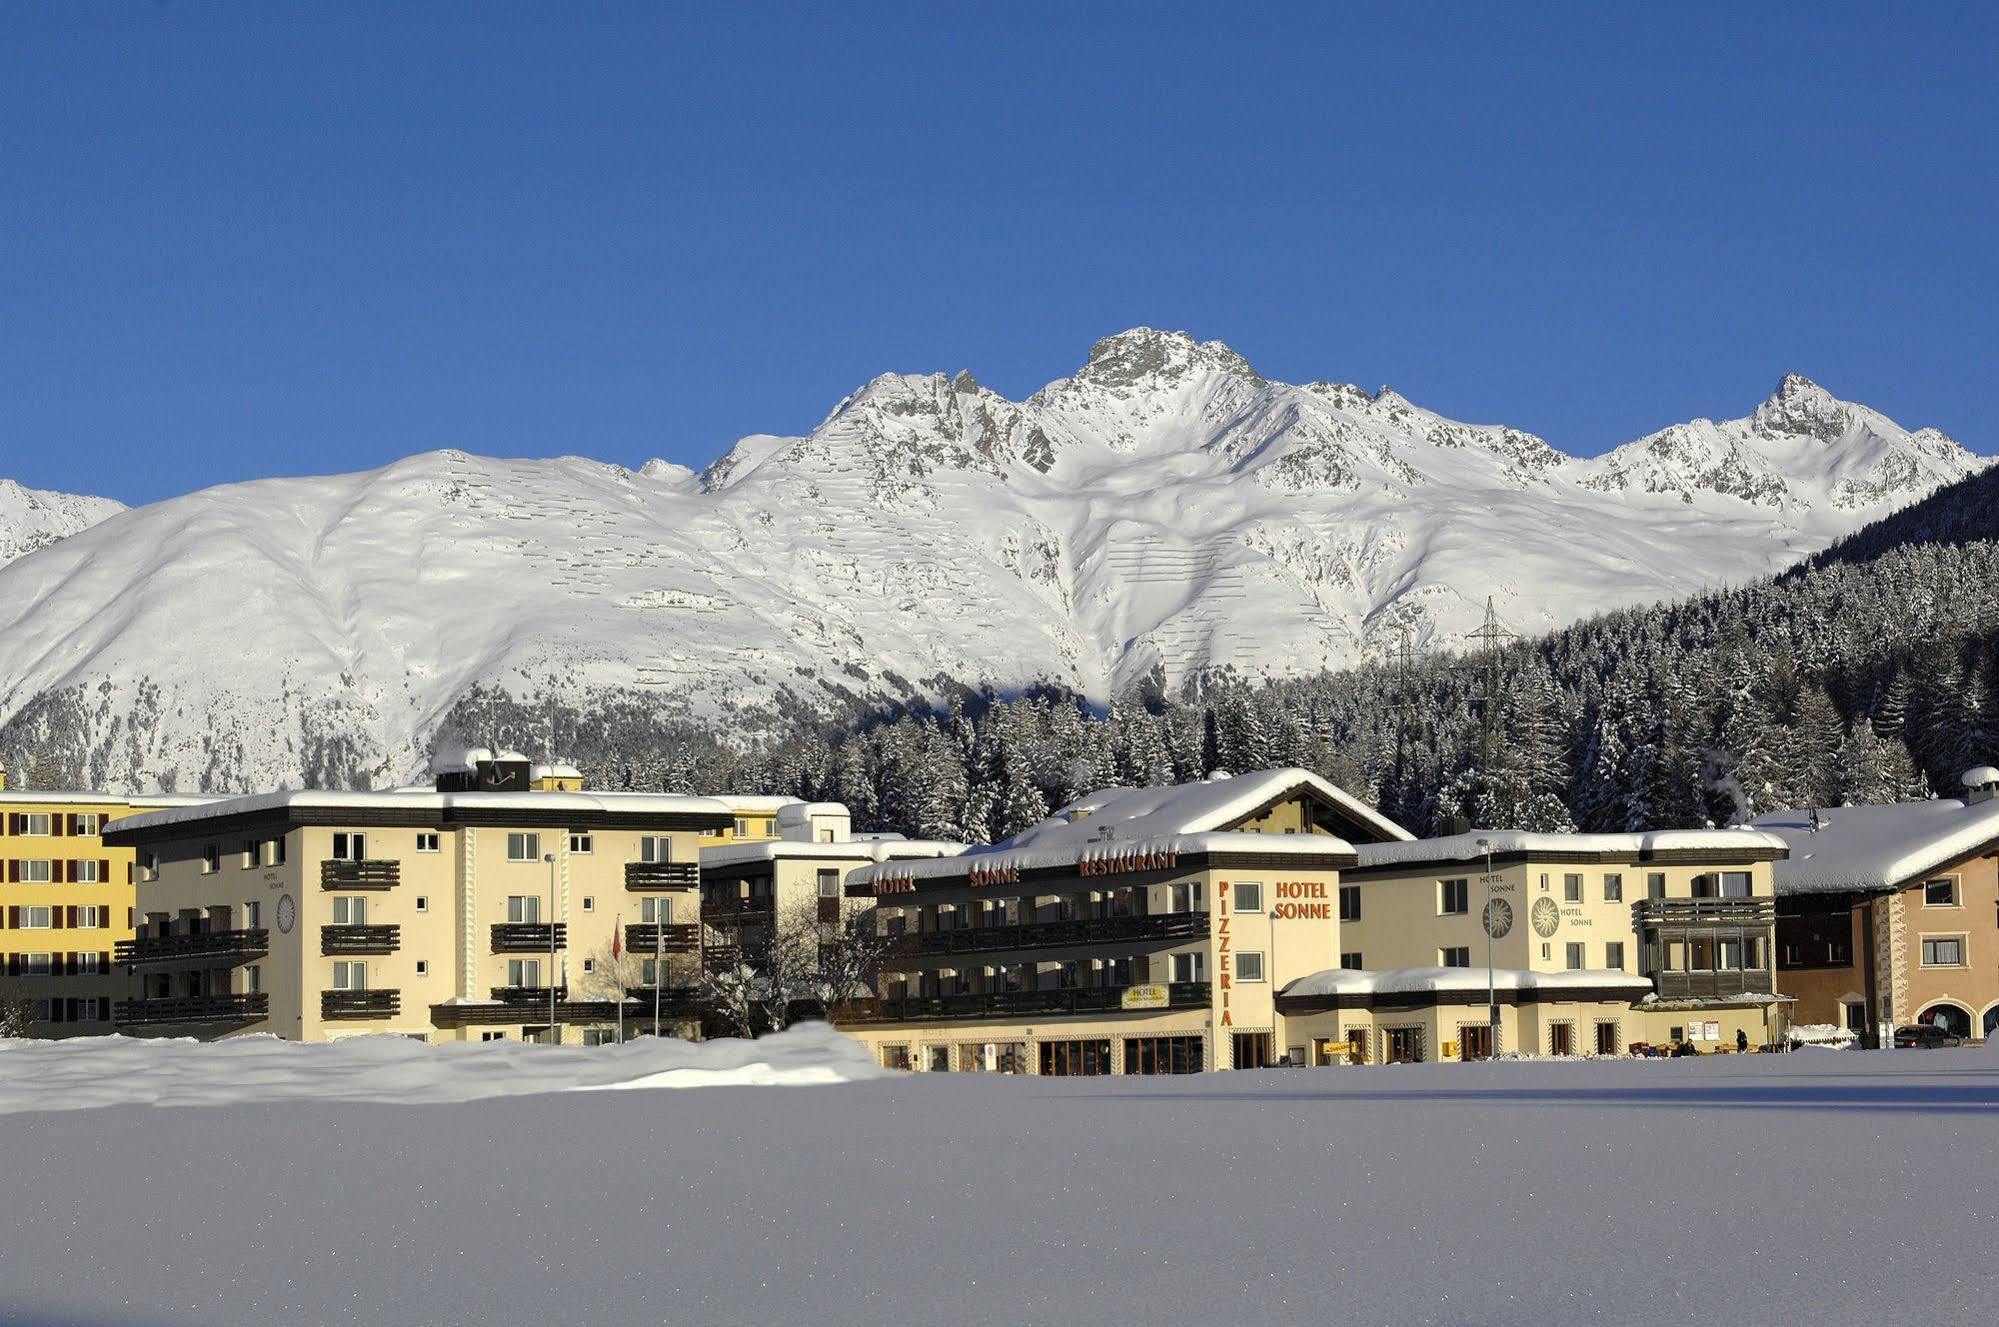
507 958 542 987
331 896 368 926
76 951 104 972
1235 951 1266 983
1603 873 1623 903
817 869 840 898
139 852 158 882
569 832 593 854
73 859 102 883
581 896 594 913
1233 881 1263 913
1539 873 1550 892
331 833 366 861
20 906 50 929
1549 1023 1576 1057
1923 878 1959 908
1340 952 1363 970
1541 942 1551 961
20 860 51 884
1231 1032 1276 1069
415 833 440 853
243 901 260 929
75 814 101 836
1604 941 1625 971
583 1029 616 1047
1440 878 1469 915
1124 1036 1205 1075
481 1031 508 1042
1595 1021 1620 1055
506 895 541 924
1563 873 1583 903
332 961 368 990
1778 912 1853 968
1040 1040 1113 1076
506 833 541 862
640 896 672 924
733 818 749 838
24 953 50 976
641 958 662 985
1338 885 1361 921
18 814 50 836
1566 942 1585 970
1168 951 1206 984
414 896 428 913
415 960 428 976
640 836 673 863
242 840 259 869
1921 937 1965 967
1718 871 1752 899
244 965 261 993
201 844 220 874
76 905 103 929
582 958 595 974
879 1045 912 1071
1647 872 1666 900
1440 946 1471 968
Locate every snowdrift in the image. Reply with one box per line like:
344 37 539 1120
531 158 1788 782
0 1021 881 1114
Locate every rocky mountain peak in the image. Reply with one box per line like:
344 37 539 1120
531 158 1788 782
1752 373 1849 442
1074 328 1263 390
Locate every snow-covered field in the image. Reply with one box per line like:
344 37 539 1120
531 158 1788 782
0 1031 1991 1326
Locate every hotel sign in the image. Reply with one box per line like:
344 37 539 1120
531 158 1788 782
1271 880 1332 919
1121 983 1171 1011
968 864 1021 888
869 871 917 896
1078 848 1181 877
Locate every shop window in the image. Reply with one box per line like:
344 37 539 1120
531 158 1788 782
1595 1021 1620 1055
1039 1040 1112 1076
924 1046 950 1073
1549 1023 1576 1057
1232 1031 1275 1069
1124 1036 1205 1074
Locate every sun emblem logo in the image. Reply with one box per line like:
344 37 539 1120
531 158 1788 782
1482 897 1514 939
1530 895 1561 938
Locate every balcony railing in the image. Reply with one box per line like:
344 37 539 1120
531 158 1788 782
113 993 269 1026
321 989 401 1020
700 897 775 923
623 923 699 955
1633 898 1775 928
887 912 1208 957
321 859 401 891
1650 969 1776 1000
115 928 269 968
840 982 1213 1024
491 985 568 1003
625 861 700 891
491 923 567 953
703 945 742 974
321 924 401 956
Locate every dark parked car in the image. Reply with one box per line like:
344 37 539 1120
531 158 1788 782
1893 1024 1964 1049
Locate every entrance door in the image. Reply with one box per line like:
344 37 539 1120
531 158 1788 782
1549 1023 1575 1057
1232 1032 1274 1069
1384 1027 1422 1064
1459 1024 1493 1062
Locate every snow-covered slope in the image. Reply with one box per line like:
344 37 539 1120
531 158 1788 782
0 478 122 565
0 329 1984 791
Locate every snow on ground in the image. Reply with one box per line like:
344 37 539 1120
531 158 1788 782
0 1022 878 1114
0 1040 1993 1326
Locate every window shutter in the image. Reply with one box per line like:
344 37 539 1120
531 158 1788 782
5 814 15 835
5 906 15 928
66 906 78 928
56 859 68 884
5 860 14 884
5 955 17 977
51 908 64 930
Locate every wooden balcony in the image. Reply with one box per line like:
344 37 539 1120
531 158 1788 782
115 928 269 968
700 897 775 923
491 923 566 953
113 993 269 1027
1650 969 1776 1000
429 998 630 1029
321 924 401 956
625 861 699 891
840 982 1213 1024
887 912 1207 957
321 859 401 891
623 923 699 955
321 989 401 1020
491 984 568 1003
1633 898 1775 929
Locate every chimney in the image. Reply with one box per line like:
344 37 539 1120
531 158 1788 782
1962 766 1999 806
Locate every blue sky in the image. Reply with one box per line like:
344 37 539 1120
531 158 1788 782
3 4 1994 505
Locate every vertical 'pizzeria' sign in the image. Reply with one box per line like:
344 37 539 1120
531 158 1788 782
1217 880 1232 1028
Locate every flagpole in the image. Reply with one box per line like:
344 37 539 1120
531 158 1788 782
654 907 664 1038
615 913 625 1045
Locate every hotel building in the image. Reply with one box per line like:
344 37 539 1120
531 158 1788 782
839 769 1413 1073
1277 827 1791 1064
1756 766 1999 1045
0 766 207 1037
101 749 731 1043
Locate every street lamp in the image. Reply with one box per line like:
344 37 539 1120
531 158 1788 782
1477 837 1496 1060
544 852 558 1044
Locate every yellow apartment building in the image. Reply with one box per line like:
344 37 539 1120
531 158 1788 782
101 750 731 1043
0 766 208 1038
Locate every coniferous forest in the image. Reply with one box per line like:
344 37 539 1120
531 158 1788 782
485 468 1999 842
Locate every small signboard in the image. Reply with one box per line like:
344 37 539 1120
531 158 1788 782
1121 983 1171 1011
1442 1040 1459 1059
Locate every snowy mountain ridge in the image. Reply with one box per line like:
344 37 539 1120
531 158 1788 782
0 328 1984 793
0 479 124 567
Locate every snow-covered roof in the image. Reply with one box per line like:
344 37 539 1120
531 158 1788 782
703 794 806 815
1353 828 1789 870
701 838 965 869
1962 766 1999 788
1751 797 1999 895
849 829 1357 889
429 746 492 774
530 762 584 781
1280 965 1654 1000
103 788 735 836
0 791 213 809
1005 768 1409 850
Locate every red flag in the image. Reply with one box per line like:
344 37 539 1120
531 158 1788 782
612 914 622 961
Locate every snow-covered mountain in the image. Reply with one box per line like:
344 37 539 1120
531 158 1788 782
0 329 1984 792
0 479 123 565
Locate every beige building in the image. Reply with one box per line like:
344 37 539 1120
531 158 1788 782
1758 766 1999 1045
1302 828 1793 1059
0 767 208 1037
102 751 731 1043
838 769 1414 1073
699 801 961 985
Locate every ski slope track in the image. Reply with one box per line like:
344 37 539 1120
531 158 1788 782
0 330 1985 792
